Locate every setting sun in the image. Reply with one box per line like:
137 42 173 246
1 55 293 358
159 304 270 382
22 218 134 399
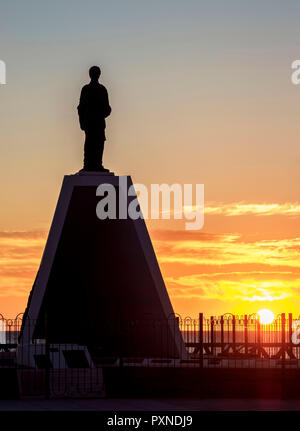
257 309 275 324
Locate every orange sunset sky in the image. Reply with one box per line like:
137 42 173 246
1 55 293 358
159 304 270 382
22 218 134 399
1 1 300 318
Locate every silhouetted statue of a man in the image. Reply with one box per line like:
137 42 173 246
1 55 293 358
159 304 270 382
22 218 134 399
78 66 111 172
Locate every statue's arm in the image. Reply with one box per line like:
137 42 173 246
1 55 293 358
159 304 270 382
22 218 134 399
77 87 87 130
103 87 112 118
78 87 87 112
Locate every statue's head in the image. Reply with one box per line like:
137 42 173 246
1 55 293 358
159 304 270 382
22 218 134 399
89 66 101 82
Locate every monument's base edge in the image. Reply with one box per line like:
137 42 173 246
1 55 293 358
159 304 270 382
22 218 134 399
73 170 115 176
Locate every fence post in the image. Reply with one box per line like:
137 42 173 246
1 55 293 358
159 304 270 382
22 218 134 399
288 313 293 359
244 315 248 356
210 316 214 356
119 313 124 370
257 318 261 358
199 313 203 368
281 313 286 363
232 315 236 354
281 313 286 398
220 315 224 355
44 312 50 400
176 317 180 359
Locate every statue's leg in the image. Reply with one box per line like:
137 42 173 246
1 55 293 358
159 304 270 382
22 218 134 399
84 128 106 170
98 139 105 167
94 128 105 168
84 129 99 170
83 131 91 170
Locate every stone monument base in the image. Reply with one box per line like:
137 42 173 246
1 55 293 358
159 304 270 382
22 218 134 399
18 172 187 362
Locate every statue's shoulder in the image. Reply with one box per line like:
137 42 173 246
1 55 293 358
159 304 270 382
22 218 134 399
99 83 108 93
79 84 90 98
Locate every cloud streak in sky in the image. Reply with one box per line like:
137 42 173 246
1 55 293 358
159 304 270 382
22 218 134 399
205 202 300 217
0 231 46 297
1 219 300 313
152 229 300 304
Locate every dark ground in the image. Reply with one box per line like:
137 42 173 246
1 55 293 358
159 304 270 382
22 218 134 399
0 398 300 410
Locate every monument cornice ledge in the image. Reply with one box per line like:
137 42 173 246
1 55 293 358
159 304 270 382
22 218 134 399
64 171 131 186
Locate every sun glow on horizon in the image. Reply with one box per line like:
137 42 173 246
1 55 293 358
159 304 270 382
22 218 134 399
257 308 275 324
